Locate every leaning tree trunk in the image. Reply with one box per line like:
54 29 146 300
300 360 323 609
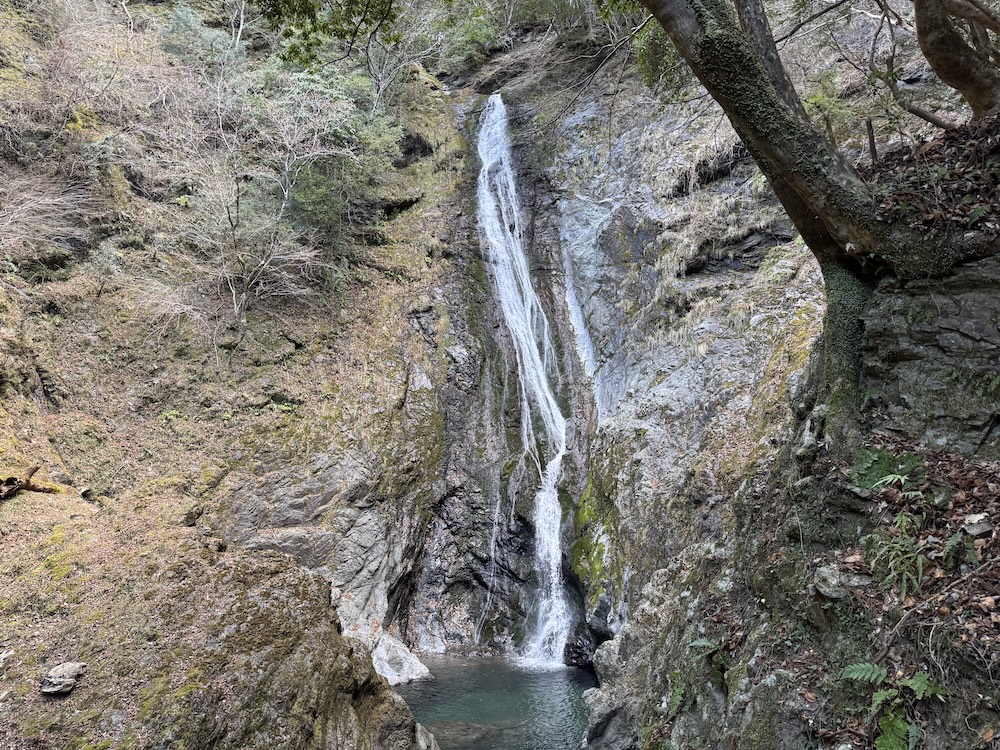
914 0 1000 117
640 0 1000 454
641 0 881 251
642 0 884 450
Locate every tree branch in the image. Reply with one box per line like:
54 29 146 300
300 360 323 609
870 13 959 129
774 0 852 44
914 0 1000 117
534 15 655 131
941 0 1000 33
737 0 809 120
0 466 57 502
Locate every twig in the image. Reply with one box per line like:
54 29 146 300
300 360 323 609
533 15 654 133
775 0 852 45
0 466 57 502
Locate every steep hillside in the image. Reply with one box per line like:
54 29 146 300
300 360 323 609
0 0 480 746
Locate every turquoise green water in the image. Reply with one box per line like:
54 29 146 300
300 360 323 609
396 656 598 750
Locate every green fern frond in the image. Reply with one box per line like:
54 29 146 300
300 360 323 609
842 662 888 684
869 688 900 718
875 711 909 750
898 671 947 700
873 473 910 489
688 637 720 653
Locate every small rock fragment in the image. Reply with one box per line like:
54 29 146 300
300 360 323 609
40 662 87 695
814 566 846 599
841 572 873 588
182 503 204 527
963 513 995 537
416 723 440 750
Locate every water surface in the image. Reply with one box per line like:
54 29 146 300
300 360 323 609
397 655 597 750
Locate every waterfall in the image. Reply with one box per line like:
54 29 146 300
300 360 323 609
476 93 572 668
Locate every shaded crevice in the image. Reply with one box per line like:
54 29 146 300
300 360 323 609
684 226 794 274
381 193 423 219
671 143 752 197
393 132 434 168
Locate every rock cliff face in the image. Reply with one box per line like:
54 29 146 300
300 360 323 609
864 255 1000 458
0 29 567 745
440 32 827 745
452 26 999 750
209 70 531 678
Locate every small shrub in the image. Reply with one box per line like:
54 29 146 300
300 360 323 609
841 664 947 750
851 449 925 490
863 511 929 599
161 5 243 71
159 409 183 425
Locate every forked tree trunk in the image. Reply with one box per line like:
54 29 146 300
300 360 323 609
641 0 883 450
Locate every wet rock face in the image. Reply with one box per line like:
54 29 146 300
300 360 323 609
205 70 538 687
490 44 826 748
561 201 666 382
407 479 535 654
214 81 550 679
864 254 1000 458
525 72 823 611
404 94 588 657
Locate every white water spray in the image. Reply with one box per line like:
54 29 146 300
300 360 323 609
477 93 572 668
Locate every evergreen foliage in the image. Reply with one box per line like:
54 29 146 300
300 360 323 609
257 0 400 61
840 662 888 684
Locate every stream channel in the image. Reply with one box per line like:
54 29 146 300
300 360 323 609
397 655 597 750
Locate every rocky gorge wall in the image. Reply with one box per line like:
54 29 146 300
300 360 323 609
454 23 999 750
451 30 828 746
201 65 554 686
864 256 1000 459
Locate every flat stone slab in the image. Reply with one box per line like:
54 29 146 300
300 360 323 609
40 662 87 695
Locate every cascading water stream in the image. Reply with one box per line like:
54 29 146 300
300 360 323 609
476 93 572 668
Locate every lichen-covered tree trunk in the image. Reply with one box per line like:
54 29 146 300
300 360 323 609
641 0 881 255
814 257 873 448
640 0 883 449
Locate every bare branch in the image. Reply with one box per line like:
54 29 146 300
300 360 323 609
775 0 852 45
941 0 1000 33
535 15 655 132
869 13 960 129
